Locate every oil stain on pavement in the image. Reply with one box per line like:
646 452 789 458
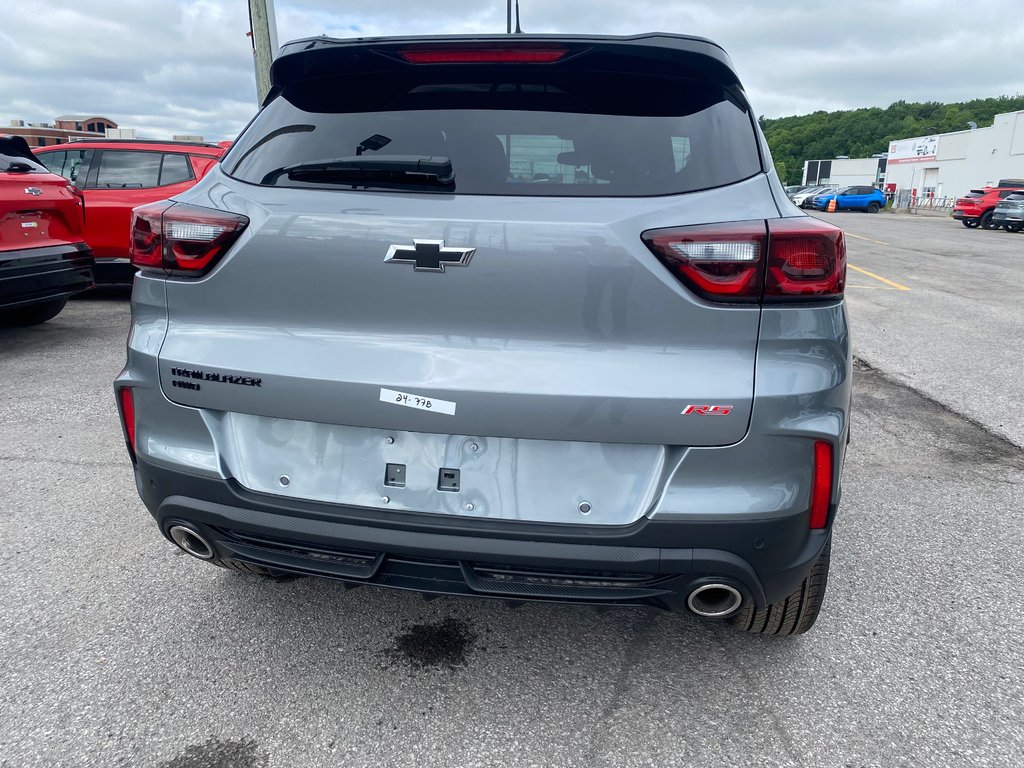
157 737 269 768
386 617 478 670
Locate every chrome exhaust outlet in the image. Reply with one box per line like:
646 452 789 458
168 524 215 561
686 583 743 618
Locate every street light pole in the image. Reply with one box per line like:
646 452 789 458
248 0 279 105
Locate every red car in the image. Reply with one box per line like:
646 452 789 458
1 135 94 325
953 179 1024 229
34 139 226 282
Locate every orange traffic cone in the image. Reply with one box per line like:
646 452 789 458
827 198 837 213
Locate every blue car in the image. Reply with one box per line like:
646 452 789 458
813 185 886 213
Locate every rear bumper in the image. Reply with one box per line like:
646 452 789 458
952 210 978 221
135 456 832 613
0 242 94 309
94 258 137 285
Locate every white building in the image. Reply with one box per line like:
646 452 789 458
802 156 885 188
801 109 1024 199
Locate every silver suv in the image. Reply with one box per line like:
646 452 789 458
116 34 850 635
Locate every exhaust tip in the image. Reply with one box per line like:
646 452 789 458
168 524 215 560
687 583 743 618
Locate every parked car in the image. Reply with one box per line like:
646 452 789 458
792 185 836 208
1 135 94 325
992 193 1024 232
34 139 226 283
812 186 886 212
115 33 850 635
784 184 808 195
953 184 1024 229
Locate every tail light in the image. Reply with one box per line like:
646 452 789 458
641 220 766 302
117 387 136 462
641 216 845 303
130 201 249 276
66 184 86 227
765 217 845 299
809 440 833 529
398 47 568 64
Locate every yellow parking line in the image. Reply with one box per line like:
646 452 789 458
848 264 911 291
846 284 907 291
844 232 890 246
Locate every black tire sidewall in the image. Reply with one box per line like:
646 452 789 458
0 297 68 327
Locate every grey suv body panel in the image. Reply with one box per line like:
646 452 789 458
160 171 778 447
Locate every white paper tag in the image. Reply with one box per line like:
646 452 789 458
379 388 456 415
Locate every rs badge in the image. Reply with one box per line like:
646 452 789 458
682 404 733 416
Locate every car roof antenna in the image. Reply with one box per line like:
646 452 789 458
514 0 523 33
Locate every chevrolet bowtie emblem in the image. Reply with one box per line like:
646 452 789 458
24 187 43 196
384 239 475 272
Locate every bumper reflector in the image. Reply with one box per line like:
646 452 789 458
810 440 833 529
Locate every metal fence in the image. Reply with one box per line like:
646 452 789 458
892 191 955 213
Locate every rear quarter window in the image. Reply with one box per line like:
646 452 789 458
224 72 762 197
159 153 193 185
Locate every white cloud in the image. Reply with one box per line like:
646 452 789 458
1 0 1021 141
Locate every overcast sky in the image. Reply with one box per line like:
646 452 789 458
2 0 1022 141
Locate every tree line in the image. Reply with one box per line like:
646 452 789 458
759 95 1024 185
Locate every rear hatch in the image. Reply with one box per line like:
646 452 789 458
141 36 844 522
0 137 85 254
954 190 985 212
157 36 767 449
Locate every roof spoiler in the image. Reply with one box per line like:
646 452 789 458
0 134 38 163
268 33 743 106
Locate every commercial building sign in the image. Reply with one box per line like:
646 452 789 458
887 136 939 164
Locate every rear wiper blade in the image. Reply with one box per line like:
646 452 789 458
263 155 454 186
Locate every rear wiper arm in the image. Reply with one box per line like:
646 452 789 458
263 155 454 186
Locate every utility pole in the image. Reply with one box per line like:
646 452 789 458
248 0 279 105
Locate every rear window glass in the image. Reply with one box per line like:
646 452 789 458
1 151 47 173
224 73 762 196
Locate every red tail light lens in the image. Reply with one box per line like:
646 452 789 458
130 202 249 276
130 201 172 268
643 217 845 304
63 183 87 229
641 220 766 302
765 217 845 300
809 440 833 529
398 47 568 64
117 387 136 461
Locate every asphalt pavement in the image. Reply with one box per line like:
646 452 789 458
827 211 1024 446
1 218 1022 767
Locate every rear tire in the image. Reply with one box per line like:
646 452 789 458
961 220 978 228
0 297 68 326
979 211 997 230
1005 223 1022 233
867 202 880 213
731 537 831 635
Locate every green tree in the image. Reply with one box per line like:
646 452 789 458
760 94 1024 186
